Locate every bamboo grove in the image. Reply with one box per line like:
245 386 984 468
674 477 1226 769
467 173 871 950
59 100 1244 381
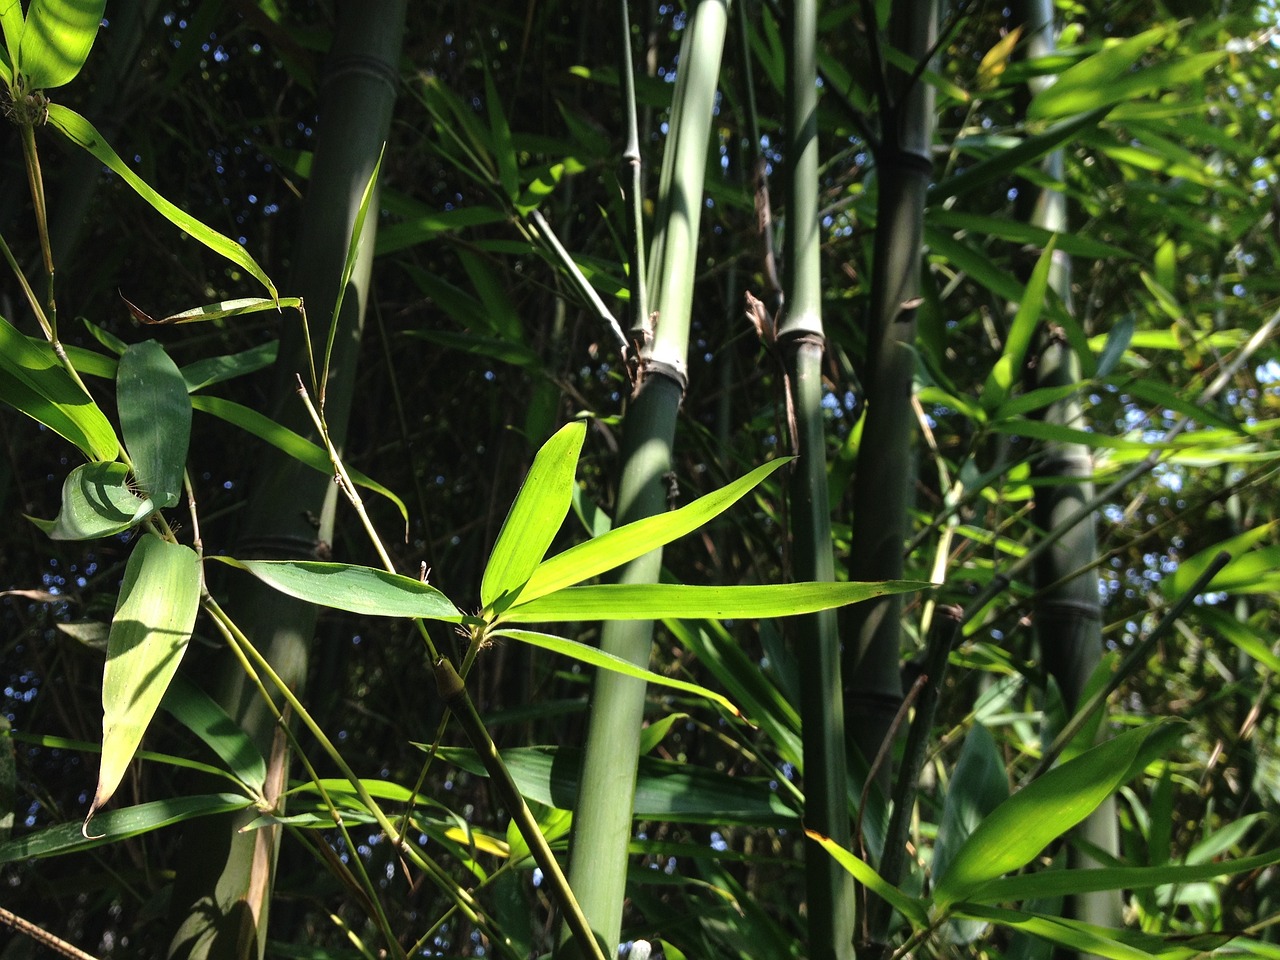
1 1 1278 959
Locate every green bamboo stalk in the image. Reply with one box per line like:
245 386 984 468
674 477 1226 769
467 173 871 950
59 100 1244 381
843 0 937 788
560 3 729 955
166 6 407 958
776 0 856 955
1013 2 1119 948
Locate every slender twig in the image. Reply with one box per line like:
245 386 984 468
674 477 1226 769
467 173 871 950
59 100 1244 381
0 908 100 960
434 656 608 960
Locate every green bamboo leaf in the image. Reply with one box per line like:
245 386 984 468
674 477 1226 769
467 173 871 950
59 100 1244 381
1193 607 1280 674
89 534 201 827
933 720 1180 909
928 108 1111 205
16 0 104 89
376 205 507 255
484 62 519 200
491 629 740 717
117 340 191 509
988 419 1154 451
0 793 252 864
30 461 153 540
967 848 1280 905
180 341 279 393
1031 51 1225 121
0 1 24 79
954 904 1202 960
160 674 267 794
481 420 586 611
432 745 798 826
218 558 465 623
0 717 13 841
1095 315 1135 377
190 393 408 526
45 104 278 300
521 459 789 604
933 723 1008 943
984 237 1057 411
1109 375 1244 435
122 295 301 326
499 580 927 624
1025 27 1169 120
805 830 930 930
928 210 1131 261
322 147 382 392
925 227 1023 302
1168 522 1275 597
0 312 118 460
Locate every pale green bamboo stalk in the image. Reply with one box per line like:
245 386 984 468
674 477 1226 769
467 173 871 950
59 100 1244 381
560 3 730 955
776 0 856 955
1014 1 1120 950
167 6 407 958
843 0 937 790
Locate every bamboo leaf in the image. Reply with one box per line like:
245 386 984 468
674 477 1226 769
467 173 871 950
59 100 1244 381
160 674 267 794
89 534 201 827
1193 607 1280 674
123 295 300 326
492 628 740 717
180 341 279 393
968 848 1280 904
46 104 278 299
0 312 118 460
933 720 1182 909
929 108 1111 205
0 1 24 78
1025 27 1169 119
933 723 1009 942
30 461 153 540
499 580 927 624
17 0 105 89
218 558 465 623
984 237 1057 411
1095 314 1135 377
928 210 1131 260
1168 522 1275 597
0 793 252 864
190 393 408 525
322 147 382 394
954 904 1202 960
484 62 519 200
480 420 586 611
432 745 798 826
521 459 789 603
1031 51 1225 121
117 340 191 509
806 830 931 929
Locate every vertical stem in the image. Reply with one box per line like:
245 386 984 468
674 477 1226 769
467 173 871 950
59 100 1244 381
561 3 729 955
843 0 937 790
1013 0 1120 951
777 0 856 956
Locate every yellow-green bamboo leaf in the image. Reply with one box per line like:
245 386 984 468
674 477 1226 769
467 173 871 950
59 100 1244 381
87 534 201 832
46 104 278 300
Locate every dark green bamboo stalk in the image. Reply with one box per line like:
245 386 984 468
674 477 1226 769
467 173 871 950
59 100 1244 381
1013 2 1119 949
559 3 729 955
777 0 856 956
843 0 937 790
167 6 406 958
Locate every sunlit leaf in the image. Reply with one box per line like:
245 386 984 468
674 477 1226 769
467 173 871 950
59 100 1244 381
17 0 105 89
492 628 740 717
984 237 1057 410
218 558 465 623
933 720 1182 908
499 579 926 624
46 104 278 299
0 312 118 460
29 461 153 540
954 903 1202 960
1026 26 1170 120
161 674 267 794
521 459 789 603
89 534 201 828
122 295 300 326
480 420 586 612
806 830 930 929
